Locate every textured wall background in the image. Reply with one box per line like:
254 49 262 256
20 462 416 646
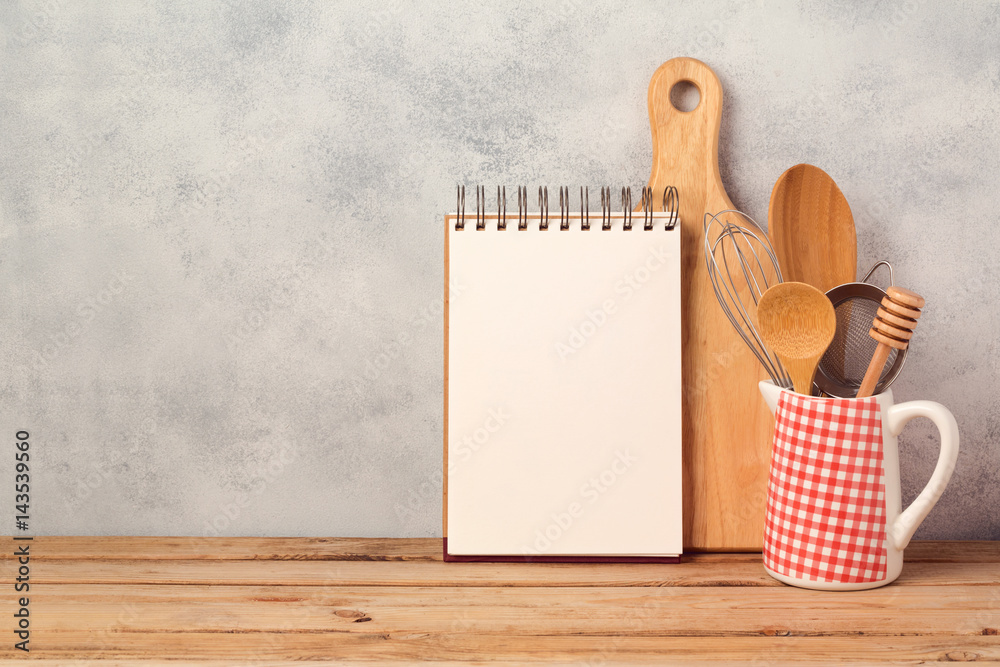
1 0 997 539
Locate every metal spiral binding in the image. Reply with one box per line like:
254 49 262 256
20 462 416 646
600 186 612 230
663 185 679 230
475 185 486 230
455 184 680 231
558 187 570 230
538 186 549 230
455 185 465 230
641 186 653 230
621 187 633 230
497 186 506 230
517 186 528 230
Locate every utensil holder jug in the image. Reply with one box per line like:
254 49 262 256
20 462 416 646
758 381 959 590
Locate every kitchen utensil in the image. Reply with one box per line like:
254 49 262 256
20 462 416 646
756 282 837 395
816 261 908 398
704 209 789 388
759 380 959 590
855 286 924 399
646 58 773 550
768 164 857 293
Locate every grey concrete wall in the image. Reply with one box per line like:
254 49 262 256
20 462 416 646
1 0 996 539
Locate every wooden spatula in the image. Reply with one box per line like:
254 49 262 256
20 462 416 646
768 164 857 293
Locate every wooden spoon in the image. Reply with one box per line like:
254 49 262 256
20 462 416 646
768 164 857 293
757 282 837 396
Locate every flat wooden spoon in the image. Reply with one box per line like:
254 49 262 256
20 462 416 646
768 164 857 293
757 282 837 396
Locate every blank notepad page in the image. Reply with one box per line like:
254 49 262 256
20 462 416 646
446 214 682 557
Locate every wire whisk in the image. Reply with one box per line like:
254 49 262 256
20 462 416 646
704 210 791 388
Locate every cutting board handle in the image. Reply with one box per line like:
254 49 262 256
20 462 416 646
646 57 728 210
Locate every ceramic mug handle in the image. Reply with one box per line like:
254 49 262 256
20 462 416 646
885 401 960 550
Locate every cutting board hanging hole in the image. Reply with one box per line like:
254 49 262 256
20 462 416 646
670 80 701 112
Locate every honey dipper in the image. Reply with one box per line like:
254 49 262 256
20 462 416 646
855 286 925 398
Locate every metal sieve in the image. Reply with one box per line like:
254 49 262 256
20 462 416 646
814 261 905 398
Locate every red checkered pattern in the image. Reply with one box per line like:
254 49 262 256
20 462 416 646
763 391 888 584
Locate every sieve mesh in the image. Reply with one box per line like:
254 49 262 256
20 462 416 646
820 295 897 388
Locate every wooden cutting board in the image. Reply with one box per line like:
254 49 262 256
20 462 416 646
645 58 773 551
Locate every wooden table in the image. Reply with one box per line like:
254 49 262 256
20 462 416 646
1 538 997 664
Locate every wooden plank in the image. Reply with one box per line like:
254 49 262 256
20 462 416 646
24 584 1000 636
24 581 1000 604
5 557 999 588
2 632 997 662
684 541 1000 563
0 537 441 561
3 537 996 563
0 558 779 587
904 540 1000 563
0 664 521 667
0 663 522 667
27 581 999 606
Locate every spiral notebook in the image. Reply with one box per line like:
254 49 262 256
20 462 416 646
444 186 683 562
